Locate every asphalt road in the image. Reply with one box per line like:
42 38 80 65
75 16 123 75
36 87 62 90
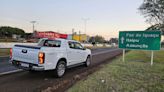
0 47 116 74
0 57 18 73
0 48 122 92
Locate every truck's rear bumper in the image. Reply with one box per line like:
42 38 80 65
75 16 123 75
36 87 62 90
11 60 45 71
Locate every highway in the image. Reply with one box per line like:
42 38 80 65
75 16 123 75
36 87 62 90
0 57 18 73
0 48 116 74
0 48 122 92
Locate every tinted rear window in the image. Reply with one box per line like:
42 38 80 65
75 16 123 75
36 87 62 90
38 39 61 47
44 40 61 47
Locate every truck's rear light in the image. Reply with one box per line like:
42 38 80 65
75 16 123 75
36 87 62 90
10 48 12 59
38 52 45 64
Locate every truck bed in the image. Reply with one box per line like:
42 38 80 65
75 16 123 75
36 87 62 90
14 45 41 49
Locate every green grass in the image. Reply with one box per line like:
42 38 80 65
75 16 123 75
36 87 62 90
0 38 18 42
85 46 110 50
67 50 164 92
0 49 10 56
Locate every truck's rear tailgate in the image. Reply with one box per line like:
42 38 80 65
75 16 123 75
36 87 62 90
12 45 41 64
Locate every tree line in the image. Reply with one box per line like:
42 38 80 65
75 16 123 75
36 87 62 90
0 26 109 43
0 26 25 38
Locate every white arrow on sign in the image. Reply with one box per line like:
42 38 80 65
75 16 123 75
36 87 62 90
121 37 124 44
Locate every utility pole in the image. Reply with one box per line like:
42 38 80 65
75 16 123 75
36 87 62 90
82 18 90 34
79 30 81 41
30 21 37 33
72 28 75 40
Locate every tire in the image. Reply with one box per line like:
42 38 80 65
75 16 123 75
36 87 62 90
85 56 91 67
54 61 66 78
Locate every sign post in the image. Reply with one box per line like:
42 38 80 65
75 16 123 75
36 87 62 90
151 51 154 66
123 49 125 62
119 30 161 65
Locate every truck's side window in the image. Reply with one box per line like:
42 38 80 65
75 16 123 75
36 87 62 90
68 41 84 50
68 42 75 48
44 40 61 47
74 42 84 50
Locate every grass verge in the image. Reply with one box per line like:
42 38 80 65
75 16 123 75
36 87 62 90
85 46 111 49
0 39 18 42
67 50 164 92
0 49 10 56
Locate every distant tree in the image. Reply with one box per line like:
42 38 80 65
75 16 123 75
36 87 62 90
89 35 105 43
88 37 94 43
109 38 118 44
146 24 164 34
139 0 164 34
0 26 25 38
89 37 96 45
24 33 33 39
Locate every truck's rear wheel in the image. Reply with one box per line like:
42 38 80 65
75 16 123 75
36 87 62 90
55 61 66 78
85 56 91 67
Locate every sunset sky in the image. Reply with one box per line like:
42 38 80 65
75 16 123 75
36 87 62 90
0 0 149 40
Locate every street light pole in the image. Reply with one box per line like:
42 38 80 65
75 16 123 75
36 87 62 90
79 30 81 41
72 28 75 40
30 21 36 33
82 18 89 34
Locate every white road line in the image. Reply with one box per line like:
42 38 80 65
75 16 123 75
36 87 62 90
92 49 120 56
0 69 23 76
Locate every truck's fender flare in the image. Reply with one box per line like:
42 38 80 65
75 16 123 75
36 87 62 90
55 58 67 68
86 54 92 62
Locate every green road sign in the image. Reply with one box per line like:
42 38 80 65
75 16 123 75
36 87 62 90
119 31 161 50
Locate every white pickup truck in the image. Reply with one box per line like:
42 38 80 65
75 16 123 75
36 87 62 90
10 38 91 77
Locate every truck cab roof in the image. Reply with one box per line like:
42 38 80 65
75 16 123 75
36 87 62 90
40 38 79 43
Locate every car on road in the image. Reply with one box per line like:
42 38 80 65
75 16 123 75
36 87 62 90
10 38 92 77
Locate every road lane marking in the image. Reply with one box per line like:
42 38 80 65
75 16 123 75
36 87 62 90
92 49 120 56
0 69 23 76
